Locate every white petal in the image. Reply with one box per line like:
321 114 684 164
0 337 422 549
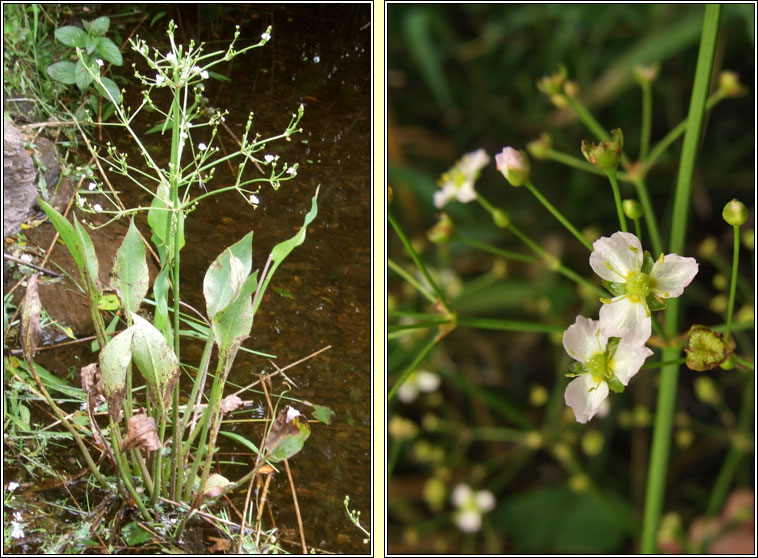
396 382 419 403
590 232 643 282
598 297 651 345
650 255 698 298
565 375 609 423
611 340 654 385
455 509 482 532
456 180 477 203
451 484 472 507
563 316 605 362
416 370 440 392
433 185 455 209
476 490 496 512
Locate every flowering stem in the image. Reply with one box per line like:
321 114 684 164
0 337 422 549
389 212 452 314
640 5 721 553
605 172 628 232
453 234 606 297
524 180 593 251
388 258 436 305
388 332 438 402
724 225 740 342
639 357 687 370
564 95 608 144
639 81 653 161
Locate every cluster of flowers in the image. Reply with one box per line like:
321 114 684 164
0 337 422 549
563 231 698 422
433 147 699 423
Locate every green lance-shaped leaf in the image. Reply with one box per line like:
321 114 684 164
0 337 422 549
130 313 180 414
212 271 258 360
99 326 136 422
111 218 149 317
147 182 184 263
54 26 87 48
264 406 311 463
39 199 86 273
95 37 122 66
73 213 102 295
203 231 254 319
253 187 319 316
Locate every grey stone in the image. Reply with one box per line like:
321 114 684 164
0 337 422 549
3 121 38 238
32 136 61 199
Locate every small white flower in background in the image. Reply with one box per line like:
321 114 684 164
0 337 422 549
198 142 207 151
201 70 209 80
93 203 103 213
590 232 698 344
249 194 260 206
261 31 271 41
451 484 495 533
286 166 297 176
76 195 85 208
19 254 32 264
88 182 97 191
313 55 321 63
10 511 24 539
434 148 490 209
397 370 441 403
96 58 104 67
7 481 19 492
264 154 275 163
155 73 166 86
166 52 176 63
495 146 531 187
563 315 653 423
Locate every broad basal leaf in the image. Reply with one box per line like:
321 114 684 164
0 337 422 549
203 230 254 319
99 326 135 422
130 313 180 414
111 218 149 317
211 271 258 360
264 405 311 463
21 274 42 360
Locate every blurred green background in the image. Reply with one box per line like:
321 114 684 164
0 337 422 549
387 4 754 554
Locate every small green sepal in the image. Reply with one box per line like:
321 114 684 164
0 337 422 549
607 374 625 394
602 281 626 297
646 293 666 312
641 251 655 274
605 337 621 360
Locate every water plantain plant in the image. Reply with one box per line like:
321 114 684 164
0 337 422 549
21 20 320 537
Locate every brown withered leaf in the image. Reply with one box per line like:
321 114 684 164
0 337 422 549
21 274 42 360
121 413 161 452
207 536 232 554
220 394 244 415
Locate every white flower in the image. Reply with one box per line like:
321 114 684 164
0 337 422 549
397 370 441 403
313 55 320 63
155 73 166 86
10 512 24 539
286 166 297 176
590 232 699 344
264 154 275 163
76 195 85 208
93 203 103 213
201 70 209 80
7 481 19 492
434 148 490 209
166 52 176 62
88 182 97 191
249 194 260 206
563 315 653 423
261 31 271 41
96 59 104 67
451 484 496 533
198 142 207 151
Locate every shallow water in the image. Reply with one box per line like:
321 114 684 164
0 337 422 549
9 4 371 554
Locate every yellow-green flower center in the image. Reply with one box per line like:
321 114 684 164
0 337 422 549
586 352 611 382
626 270 654 303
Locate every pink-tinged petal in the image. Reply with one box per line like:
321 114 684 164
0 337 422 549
650 254 698 298
598 296 651 345
565 375 609 423
563 315 605 362
612 340 654 385
456 181 478 203
590 232 643 282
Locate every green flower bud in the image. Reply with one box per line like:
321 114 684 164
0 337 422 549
581 128 624 173
495 147 530 187
622 199 643 220
427 213 454 245
684 324 734 371
741 228 754 251
718 70 747 98
722 199 748 227
634 63 660 85
527 132 552 160
491 208 510 228
536 63 568 96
